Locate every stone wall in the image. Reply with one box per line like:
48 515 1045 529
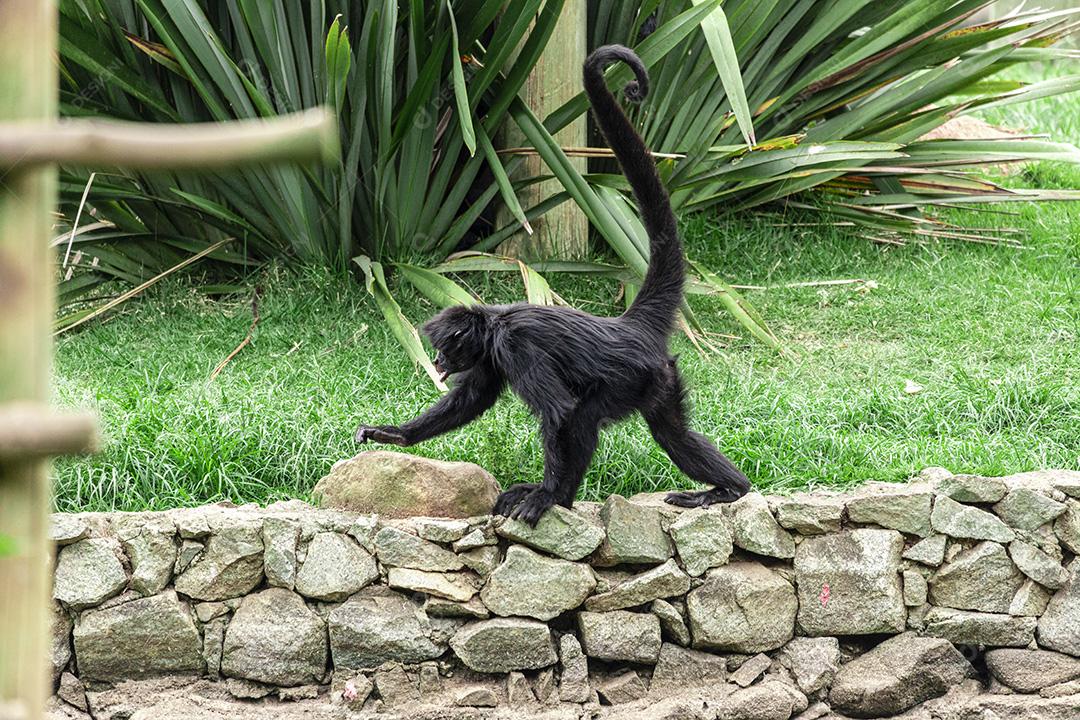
46 467 1080 719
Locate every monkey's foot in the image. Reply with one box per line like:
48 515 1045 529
493 483 539 517
510 487 557 527
665 486 744 508
354 425 408 446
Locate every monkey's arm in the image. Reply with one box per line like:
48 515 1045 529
355 364 503 446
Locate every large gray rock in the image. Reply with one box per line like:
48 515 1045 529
904 570 928 607
729 653 771 687
73 591 204 681
595 495 673 565
668 508 733 576
558 634 590 703
373 526 463 571
495 505 604 561
1043 470 1080 498
829 633 974 718
730 493 795 559
795 529 906 636
774 494 843 535
902 535 947 567
314 451 499 518
261 517 300 589
388 568 479 602
1055 500 1080 554
53 538 127 610
948 693 1080 720
1011 540 1068 589
424 595 489 619
595 670 647 705
928 541 1024 613
455 686 497 708
117 517 176 596
994 488 1067 531
1018 522 1065 562
413 517 470 543
202 616 226 678
652 599 691 645
294 532 378 601
846 484 933 537
57 672 87 712
985 649 1080 693
687 562 796 653
51 602 73 686
221 588 327 686
650 643 727 691
328 589 444 669
931 496 1015 542
1011 578 1052 616
50 514 90 546
924 607 1036 647
458 545 500 575
1039 560 1080 656
780 637 841 695
718 682 808 720
452 527 492 553
578 610 661 663
373 662 419 706
449 618 557 673
480 545 594 620
935 474 1008 503
346 514 380 551
173 522 263 601
585 559 690 612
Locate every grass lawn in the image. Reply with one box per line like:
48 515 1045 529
53 68 1080 512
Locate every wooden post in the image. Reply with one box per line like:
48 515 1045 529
0 3 60 718
499 0 589 261
0 3 337 718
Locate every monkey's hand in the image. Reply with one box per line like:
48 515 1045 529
354 425 409 446
510 487 557 527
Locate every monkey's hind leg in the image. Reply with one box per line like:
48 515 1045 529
644 363 751 508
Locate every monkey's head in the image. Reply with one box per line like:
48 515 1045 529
423 305 488 381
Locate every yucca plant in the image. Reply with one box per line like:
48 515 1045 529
55 0 743 376
55 0 1080 379
585 0 1080 238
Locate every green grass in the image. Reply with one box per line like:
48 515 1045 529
52 65 1080 512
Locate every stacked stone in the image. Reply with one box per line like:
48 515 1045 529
46 468 1080 719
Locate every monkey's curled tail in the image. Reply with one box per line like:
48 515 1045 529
583 45 682 334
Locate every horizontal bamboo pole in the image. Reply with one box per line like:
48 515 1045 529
0 403 99 460
0 108 339 170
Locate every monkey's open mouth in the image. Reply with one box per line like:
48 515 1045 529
434 357 451 382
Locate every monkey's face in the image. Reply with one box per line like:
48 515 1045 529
423 306 486 381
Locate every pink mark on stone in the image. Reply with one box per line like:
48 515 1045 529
342 680 359 701
819 583 831 607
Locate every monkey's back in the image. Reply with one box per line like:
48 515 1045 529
490 303 668 389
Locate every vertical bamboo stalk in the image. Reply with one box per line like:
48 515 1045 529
0 0 58 718
499 0 589 261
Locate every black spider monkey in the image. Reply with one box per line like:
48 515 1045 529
356 45 751 526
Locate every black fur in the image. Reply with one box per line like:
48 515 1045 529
355 45 751 525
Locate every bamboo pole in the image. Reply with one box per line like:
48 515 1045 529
0 1 58 717
0 3 340 718
0 109 339 171
499 0 589 261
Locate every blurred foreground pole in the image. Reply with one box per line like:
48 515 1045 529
0 2 64 718
0 2 338 718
